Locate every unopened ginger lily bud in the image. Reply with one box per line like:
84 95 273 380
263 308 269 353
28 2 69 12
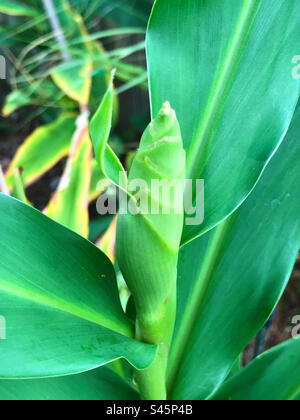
116 102 185 345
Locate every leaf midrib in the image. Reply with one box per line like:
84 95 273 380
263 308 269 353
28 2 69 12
186 0 260 178
167 214 236 396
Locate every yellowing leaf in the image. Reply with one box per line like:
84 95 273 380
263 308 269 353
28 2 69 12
97 215 118 263
5 114 76 189
45 124 93 238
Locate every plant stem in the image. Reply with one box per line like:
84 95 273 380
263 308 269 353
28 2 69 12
135 343 169 400
134 286 177 400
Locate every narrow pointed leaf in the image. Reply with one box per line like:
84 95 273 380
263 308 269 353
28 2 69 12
0 0 38 17
90 78 126 188
211 339 300 401
168 103 300 399
147 0 300 244
0 195 156 378
51 60 92 107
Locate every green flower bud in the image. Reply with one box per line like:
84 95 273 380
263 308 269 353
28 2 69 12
116 102 185 344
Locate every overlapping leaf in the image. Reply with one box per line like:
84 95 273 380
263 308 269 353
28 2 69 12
0 367 139 400
167 103 300 399
0 0 38 17
0 194 156 378
51 60 92 107
211 339 300 400
5 114 76 189
90 75 126 188
45 128 92 238
147 0 300 244
2 81 62 117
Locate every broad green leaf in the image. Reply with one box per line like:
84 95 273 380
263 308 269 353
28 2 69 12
147 0 300 245
90 76 126 188
45 129 92 238
5 114 76 189
167 103 300 400
211 339 300 400
0 194 156 378
0 0 38 17
0 367 139 400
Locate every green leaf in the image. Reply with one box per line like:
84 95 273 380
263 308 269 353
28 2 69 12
167 102 300 400
87 0 152 28
10 167 30 205
88 214 114 242
0 367 139 400
45 130 92 238
116 102 185 400
90 75 126 188
0 0 38 17
2 89 32 116
147 0 300 245
51 60 92 106
211 339 300 400
0 194 156 378
5 114 76 189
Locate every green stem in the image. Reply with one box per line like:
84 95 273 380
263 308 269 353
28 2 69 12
135 343 169 400
134 286 177 400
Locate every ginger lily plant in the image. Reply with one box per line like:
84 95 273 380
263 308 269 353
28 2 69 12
0 0 300 401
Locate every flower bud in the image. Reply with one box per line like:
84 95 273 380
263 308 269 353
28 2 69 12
116 102 185 342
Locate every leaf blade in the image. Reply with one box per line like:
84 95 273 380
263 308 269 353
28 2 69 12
45 129 92 238
0 367 139 400
168 102 300 399
0 194 156 377
211 339 300 400
5 114 76 189
147 0 300 244
0 0 38 17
